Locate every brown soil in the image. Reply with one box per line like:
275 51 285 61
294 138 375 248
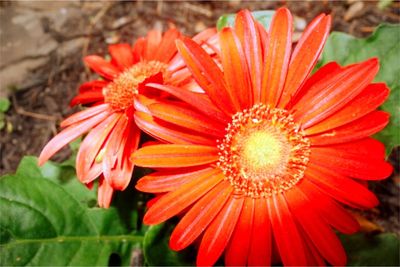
1 1 399 233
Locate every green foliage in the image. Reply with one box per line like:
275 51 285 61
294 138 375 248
341 233 400 266
143 223 194 266
319 24 400 155
0 157 143 266
0 98 10 130
217 10 275 31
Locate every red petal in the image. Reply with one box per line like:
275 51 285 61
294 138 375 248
134 111 215 146
309 111 389 146
143 168 223 225
268 193 308 266
84 55 120 80
311 144 393 180
70 91 104 107
285 187 347 266
298 179 359 234
136 167 215 193
79 80 108 94
38 110 110 166
225 197 255 266
305 163 379 209
247 198 271 266
278 14 331 108
132 37 146 62
154 28 181 63
60 104 110 128
219 27 252 110
261 8 292 106
145 30 162 60
170 180 232 250
108 43 134 70
197 196 244 266
131 144 219 168
148 102 225 137
98 177 114 208
176 37 236 116
293 58 379 128
235 10 263 104
146 83 230 123
305 83 389 134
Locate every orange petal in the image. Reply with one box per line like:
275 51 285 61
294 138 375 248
98 176 114 208
268 193 308 266
143 168 223 225
285 187 347 266
260 7 292 106
169 180 232 250
197 196 244 266
305 83 389 135
70 91 104 107
154 28 181 63
176 37 236 116
278 14 331 108
309 111 389 146
305 163 379 209
219 27 252 110
293 58 379 128
78 80 108 94
235 10 263 104
136 167 215 193
134 111 215 146
145 30 162 60
84 55 120 80
225 197 255 266
61 103 110 128
108 43 134 70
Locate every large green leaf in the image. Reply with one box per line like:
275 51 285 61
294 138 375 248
143 223 195 266
0 159 143 266
217 10 275 31
319 24 400 154
341 233 400 266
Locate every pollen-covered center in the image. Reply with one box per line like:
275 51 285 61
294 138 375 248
217 104 310 198
103 61 169 111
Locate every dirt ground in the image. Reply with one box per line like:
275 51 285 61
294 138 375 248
0 1 399 233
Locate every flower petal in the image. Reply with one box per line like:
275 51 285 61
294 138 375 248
293 58 379 128
219 27 252 110
108 43 134 70
143 168 223 225
170 180 232 250
70 91 104 107
305 83 390 135
84 55 120 80
268 193 308 266
305 163 379 209
260 7 292 106
78 80 108 94
60 104 110 128
278 14 331 108
285 187 347 266
154 28 181 63
176 37 236 116
225 197 255 266
136 167 215 193
197 196 244 266
145 30 162 60
98 176 114 208
309 111 389 146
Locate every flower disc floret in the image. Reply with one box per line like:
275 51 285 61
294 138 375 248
103 60 169 110
217 104 311 198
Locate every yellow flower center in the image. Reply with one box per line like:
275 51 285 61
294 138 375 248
217 104 310 198
103 61 169 111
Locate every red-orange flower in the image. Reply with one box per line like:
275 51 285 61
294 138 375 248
132 9 393 266
39 28 217 208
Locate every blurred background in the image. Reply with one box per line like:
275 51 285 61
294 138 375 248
0 0 399 234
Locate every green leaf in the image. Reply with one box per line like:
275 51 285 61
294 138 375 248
0 169 143 266
217 10 275 31
143 223 195 266
0 98 10 113
378 0 394 10
319 24 400 154
340 233 400 266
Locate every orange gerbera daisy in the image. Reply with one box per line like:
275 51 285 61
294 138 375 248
39 27 217 208
131 9 393 266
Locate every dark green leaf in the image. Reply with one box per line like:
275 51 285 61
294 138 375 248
319 24 400 155
0 170 143 266
217 10 275 31
340 233 400 266
143 223 195 266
